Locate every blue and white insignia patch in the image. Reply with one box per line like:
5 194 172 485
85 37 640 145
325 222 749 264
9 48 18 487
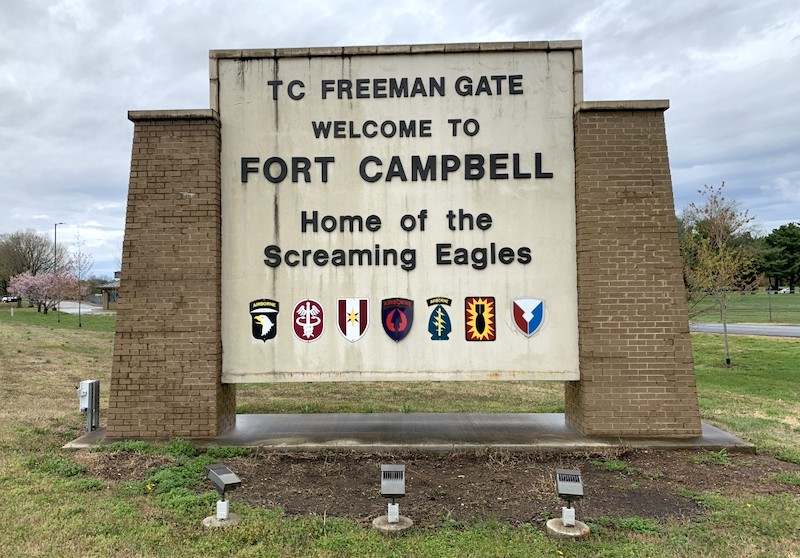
426 297 452 341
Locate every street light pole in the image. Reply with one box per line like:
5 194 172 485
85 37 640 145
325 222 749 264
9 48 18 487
54 222 64 322
77 237 82 328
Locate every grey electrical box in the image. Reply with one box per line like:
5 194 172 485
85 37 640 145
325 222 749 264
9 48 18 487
77 380 100 432
380 464 406 498
555 468 583 501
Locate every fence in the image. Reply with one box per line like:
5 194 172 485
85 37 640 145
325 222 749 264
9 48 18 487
690 292 800 324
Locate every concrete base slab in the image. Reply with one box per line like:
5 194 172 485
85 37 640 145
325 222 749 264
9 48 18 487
202 513 241 528
546 518 590 538
64 427 106 449
68 414 753 453
373 515 413 537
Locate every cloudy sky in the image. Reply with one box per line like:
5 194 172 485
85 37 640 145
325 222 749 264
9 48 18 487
1 0 798 278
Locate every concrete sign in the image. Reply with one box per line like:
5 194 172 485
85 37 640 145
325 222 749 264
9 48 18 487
217 46 580 382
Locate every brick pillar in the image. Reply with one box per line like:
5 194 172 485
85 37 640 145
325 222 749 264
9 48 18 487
566 101 701 437
107 110 235 439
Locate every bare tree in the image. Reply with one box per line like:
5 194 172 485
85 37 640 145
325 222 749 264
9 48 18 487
112 239 123 275
681 183 756 366
68 234 94 327
68 235 94 296
0 229 59 294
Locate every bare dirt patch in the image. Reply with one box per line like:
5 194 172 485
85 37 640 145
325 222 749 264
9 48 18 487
80 449 800 527
75 451 177 482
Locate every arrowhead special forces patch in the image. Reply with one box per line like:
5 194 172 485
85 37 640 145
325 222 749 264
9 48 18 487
293 299 324 342
382 298 414 342
427 297 452 340
465 296 496 341
250 299 279 342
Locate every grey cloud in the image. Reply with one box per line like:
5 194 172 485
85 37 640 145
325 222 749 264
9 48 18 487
1 0 798 278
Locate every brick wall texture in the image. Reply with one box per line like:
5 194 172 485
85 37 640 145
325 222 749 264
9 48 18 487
107 113 236 438
566 106 702 436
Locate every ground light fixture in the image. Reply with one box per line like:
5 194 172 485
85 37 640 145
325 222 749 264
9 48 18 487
203 464 242 527
372 464 413 536
380 464 406 522
546 468 590 538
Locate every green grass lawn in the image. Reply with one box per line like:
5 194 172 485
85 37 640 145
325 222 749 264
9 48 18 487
692 333 800 463
0 304 116 332
0 315 798 556
238 380 564 415
690 291 800 324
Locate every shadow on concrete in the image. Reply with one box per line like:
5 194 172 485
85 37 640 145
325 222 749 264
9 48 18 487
66 413 752 452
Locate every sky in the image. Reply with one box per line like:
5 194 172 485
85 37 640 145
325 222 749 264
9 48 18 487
1 0 798 279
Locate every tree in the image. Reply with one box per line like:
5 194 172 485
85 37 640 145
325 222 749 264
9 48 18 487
68 235 94 299
759 222 800 291
68 235 94 327
0 229 59 295
677 214 706 312
8 271 76 314
85 274 113 293
680 183 756 366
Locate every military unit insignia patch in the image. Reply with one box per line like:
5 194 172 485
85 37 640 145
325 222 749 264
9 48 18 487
337 298 369 342
465 296 495 341
426 297 452 341
250 299 279 342
382 298 414 342
293 299 324 342
512 298 545 337
252 295 540 343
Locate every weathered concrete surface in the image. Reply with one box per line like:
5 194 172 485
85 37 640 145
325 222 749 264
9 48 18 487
68 413 752 452
546 518 590 538
202 513 241 528
372 515 414 537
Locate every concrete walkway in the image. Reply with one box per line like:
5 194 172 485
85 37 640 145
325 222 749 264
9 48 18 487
68 413 752 452
57 301 113 315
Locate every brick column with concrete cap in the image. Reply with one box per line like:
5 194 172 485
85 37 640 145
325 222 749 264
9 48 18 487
107 110 235 438
566 100 701 437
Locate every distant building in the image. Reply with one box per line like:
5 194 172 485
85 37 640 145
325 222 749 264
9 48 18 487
100 272 120 310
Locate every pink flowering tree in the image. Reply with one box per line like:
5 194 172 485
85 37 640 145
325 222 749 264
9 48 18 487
9 271 77 313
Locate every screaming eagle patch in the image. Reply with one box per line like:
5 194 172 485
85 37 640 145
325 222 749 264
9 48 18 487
250 299 279 342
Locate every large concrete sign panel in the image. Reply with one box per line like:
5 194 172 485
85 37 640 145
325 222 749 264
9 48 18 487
216 46 580 382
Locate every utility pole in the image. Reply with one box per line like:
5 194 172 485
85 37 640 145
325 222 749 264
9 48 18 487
77 235 82 327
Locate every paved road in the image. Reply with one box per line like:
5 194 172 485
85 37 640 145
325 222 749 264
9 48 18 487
690 322 800 338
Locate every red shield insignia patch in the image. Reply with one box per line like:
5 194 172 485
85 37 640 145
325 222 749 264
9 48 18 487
512 298 545 337
292 299 324 342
